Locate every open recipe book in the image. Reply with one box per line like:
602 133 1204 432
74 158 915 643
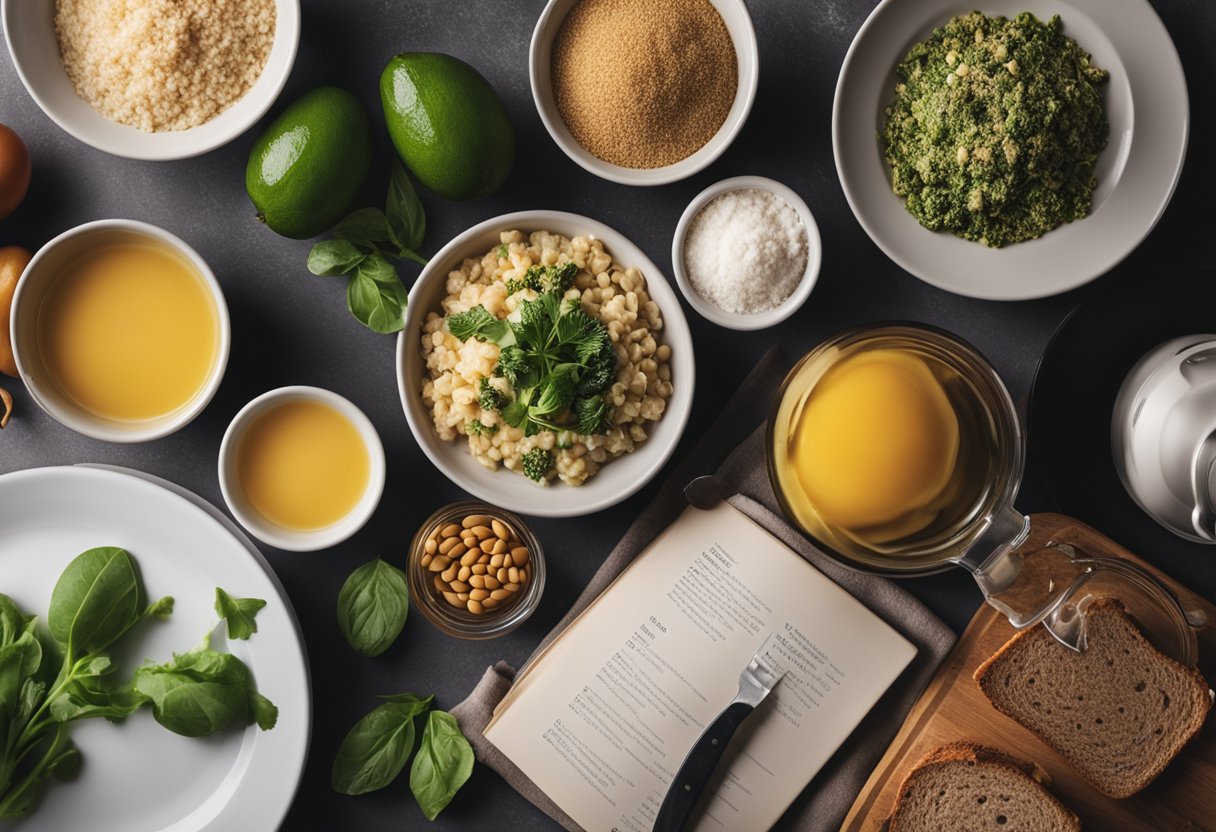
484 502 917 832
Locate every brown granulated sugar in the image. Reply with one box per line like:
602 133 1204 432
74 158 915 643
551 0 737 169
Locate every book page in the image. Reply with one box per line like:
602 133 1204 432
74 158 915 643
484 502 917 832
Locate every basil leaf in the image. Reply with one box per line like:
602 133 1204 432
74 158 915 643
331 693 433 795
386 161 427 260
48 547 144 657
214 588 267 641
333 207 395 252
410 710 474 821
308 240 366 276
337 559 409 657
347 254 409 334
133 636 277 737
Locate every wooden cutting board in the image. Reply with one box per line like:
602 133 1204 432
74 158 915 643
841 513 1216 832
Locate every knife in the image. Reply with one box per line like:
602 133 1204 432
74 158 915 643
652 634 786 832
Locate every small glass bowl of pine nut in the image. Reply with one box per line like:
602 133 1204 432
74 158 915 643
407 501 546 639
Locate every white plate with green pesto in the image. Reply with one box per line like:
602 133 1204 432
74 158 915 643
0 466 310 831
833 0 1187 301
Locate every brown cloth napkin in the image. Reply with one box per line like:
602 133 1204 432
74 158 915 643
452 347 959 832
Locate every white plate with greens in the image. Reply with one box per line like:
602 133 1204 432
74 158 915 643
833 0 1187 300
0 466 309 830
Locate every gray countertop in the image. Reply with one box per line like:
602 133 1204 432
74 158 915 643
1 0 1214 829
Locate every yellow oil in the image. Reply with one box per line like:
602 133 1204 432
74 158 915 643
773 346 996 559
38 242 219 422
236 400 370 531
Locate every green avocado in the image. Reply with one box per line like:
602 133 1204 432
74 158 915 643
380 53 515 201
246 87 373 239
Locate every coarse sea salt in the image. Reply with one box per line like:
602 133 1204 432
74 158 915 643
683 188 808 315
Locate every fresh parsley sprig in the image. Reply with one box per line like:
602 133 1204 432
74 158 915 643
306 161 427 334
446 284 616 441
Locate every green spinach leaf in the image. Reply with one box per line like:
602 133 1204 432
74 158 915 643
133 636 277 737
214 588 266 641
410 710 474 821
346 254 409 334
337 559 409 657
0 631 41 717
331 693 433 795
307 239 366 276
47 547 145 656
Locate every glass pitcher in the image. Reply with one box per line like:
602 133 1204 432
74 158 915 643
766 324 1204 664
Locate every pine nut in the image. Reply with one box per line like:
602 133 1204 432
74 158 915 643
467 600 484 614
471 525 493 539
471 564 488 575
490 554 505 569
490 589 511 601
480 539 497 555
511 547 530 567
460 550 481 567
497 568 509 582
450 580 470 593
491 519 509 539
482 597 500 609
505 582 520 592
441 565 458 582
421 553 433 568
428 555 450 572
438 536 460 555
508 567 520 584
424 538 438 555
469 575 486 589
469 589 490 601
484 576 501 590
457 565 471 582
443 591 463 608
461 514 491 529
440 523 461 537
491 539 507 555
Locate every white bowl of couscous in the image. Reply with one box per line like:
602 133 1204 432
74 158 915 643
396 211 696 518
2 0 299 160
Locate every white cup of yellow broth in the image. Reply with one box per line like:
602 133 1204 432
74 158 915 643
219 387 387 552
11 219 231 442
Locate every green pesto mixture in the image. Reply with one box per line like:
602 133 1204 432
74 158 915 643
882 11 1109 248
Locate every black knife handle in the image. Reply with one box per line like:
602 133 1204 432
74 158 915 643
652 701 754 832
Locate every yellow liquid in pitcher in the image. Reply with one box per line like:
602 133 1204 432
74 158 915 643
774 346 996 558
38 242 219 422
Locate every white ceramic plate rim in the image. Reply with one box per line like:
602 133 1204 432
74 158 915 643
671 175 823 330
218 386 387 552
0 0 300 160
0 465 310 831
396 210 695 518
528 0 760 186
10 219 232 443
832 0 1188 300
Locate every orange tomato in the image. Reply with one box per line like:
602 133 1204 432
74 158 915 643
0 124 31 221
0 245 33 377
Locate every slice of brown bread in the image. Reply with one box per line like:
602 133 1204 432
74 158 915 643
885 741 1080 832
975 596 1212 799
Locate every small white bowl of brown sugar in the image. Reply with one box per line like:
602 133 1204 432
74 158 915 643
530 0 759 186
2 0 299 160
672 176 822 330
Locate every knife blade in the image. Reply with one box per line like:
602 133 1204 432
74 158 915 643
652 634 786 832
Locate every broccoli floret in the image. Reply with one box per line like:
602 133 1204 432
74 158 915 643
521 448 555 482
466 419 498 436
478 378 507 412
505 262 578 296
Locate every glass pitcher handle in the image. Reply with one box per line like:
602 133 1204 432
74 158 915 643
955 506 1092 644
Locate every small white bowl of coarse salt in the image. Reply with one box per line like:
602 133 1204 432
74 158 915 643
672 175 821 330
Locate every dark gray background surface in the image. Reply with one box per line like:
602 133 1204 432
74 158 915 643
1 0 1213 829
